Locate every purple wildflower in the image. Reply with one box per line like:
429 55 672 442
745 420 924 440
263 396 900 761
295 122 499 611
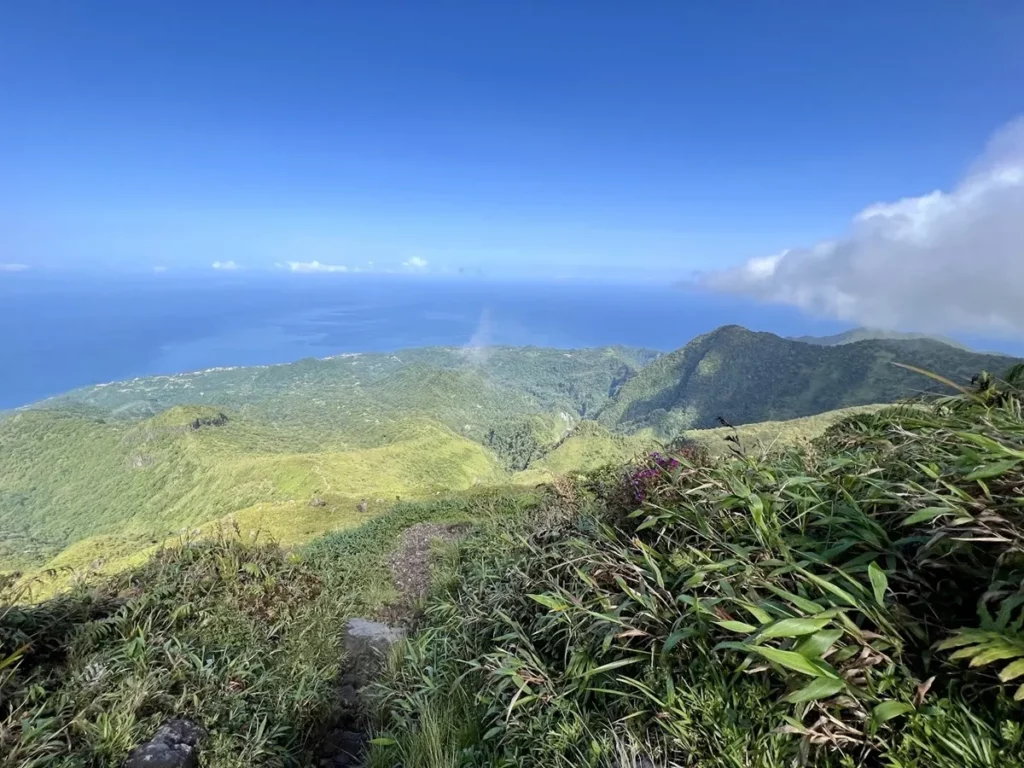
627 451 682 501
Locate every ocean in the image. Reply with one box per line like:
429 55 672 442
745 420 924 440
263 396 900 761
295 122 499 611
0 272 978 410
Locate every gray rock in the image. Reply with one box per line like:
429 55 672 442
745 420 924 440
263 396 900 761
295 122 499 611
345 618 405 655
343 617 405 683
124 719 207 768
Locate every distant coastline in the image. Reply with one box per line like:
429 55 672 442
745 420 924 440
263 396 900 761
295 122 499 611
4 276 1022 410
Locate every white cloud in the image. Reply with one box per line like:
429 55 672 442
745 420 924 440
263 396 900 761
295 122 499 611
701 117 1024 335
0 263 29 272
281 260 348 273
211 260 239 270
402 256 429 271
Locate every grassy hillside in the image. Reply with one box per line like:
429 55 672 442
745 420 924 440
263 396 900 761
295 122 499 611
3 346 654 573
513 406 889 484
512 420 657 484
0 406 502 572
685 403 888 456
0 490 543 766
1 397 875 576
6 369 1024 766
600 324 1016 436
6 330 1016 577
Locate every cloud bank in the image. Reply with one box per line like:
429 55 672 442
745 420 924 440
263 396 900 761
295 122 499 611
281 260 348 273
701 118 1024 335
0 263 29 272
211 260 239 270
402 256 428 271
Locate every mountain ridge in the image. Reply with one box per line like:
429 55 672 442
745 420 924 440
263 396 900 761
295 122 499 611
788 326 973 350
598 324 1018 435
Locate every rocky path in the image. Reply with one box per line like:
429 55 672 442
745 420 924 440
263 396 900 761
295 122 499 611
317 618 404 767
317 523 470 767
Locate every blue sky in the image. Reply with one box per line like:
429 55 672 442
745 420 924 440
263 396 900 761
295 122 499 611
1 1 1022 285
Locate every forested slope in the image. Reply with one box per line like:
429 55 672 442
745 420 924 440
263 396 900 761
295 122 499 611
599 325 1015 435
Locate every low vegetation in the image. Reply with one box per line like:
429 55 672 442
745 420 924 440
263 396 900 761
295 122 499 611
0 490 542 767
367 367 1024 766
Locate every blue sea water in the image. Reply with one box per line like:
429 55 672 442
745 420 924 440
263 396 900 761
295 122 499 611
0 273 1014 410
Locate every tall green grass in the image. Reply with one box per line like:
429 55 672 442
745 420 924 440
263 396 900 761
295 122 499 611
368 370 1024 766
0 490 541 767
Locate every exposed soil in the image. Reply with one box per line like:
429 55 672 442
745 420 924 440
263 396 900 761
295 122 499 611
382 522 470 626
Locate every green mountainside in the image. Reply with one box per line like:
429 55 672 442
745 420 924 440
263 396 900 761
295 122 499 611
3 329 1018 581
5 362 1024 767
599 324 1014 436
789 326 972 349
1 346 655 574
41 345 656 428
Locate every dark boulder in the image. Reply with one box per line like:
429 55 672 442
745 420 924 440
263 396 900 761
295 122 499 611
124 719 207 768
188 412 229 431
318 729 365 767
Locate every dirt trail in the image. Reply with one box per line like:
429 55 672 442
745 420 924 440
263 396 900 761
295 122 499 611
383 522 469 625
316 522 470 767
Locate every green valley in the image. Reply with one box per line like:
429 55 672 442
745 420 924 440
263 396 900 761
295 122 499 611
2 328 1017 588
